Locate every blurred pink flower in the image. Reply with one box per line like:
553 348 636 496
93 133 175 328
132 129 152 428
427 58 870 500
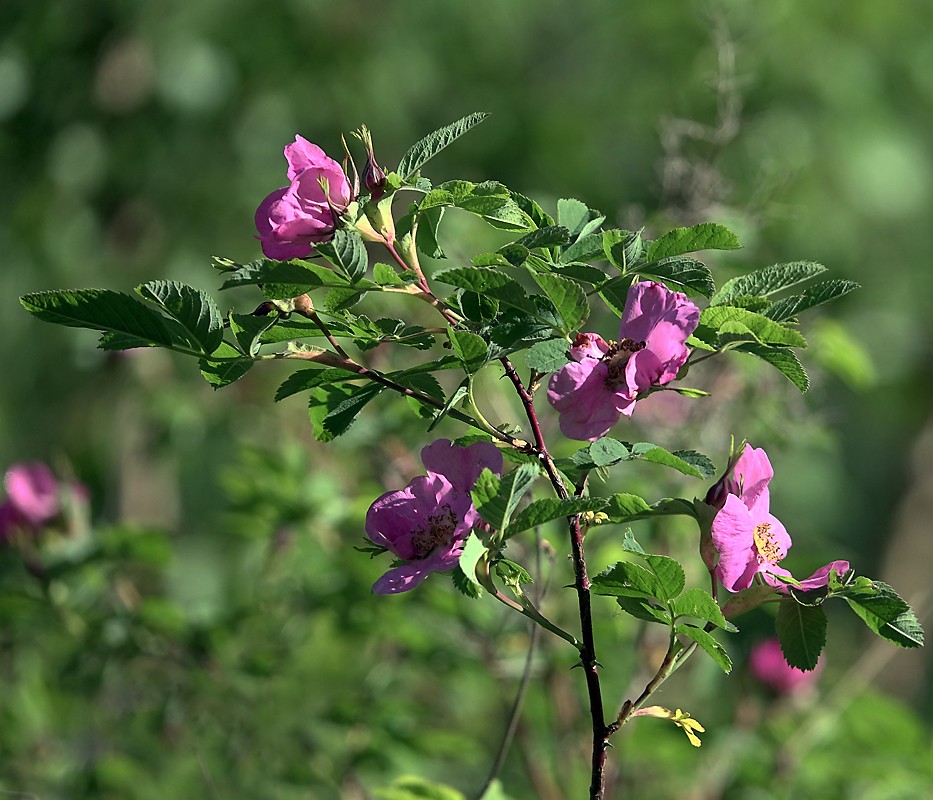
366 439 503 594
709 445 849 592
750 637 822 693
546 281 699 441
255 136 352 260
4 462 60 525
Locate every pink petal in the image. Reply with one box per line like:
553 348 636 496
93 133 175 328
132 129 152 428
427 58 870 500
619 281 699 357
285 136 334 181
547 359 621 441
773 560 851 594
568 332 610 362
4 462 59 524
372 562 434 594
711 493 759 591
729 445 774 510
420 439 503 494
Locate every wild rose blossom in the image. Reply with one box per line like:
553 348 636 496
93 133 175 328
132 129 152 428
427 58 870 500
366 439 503 594
749 637 822 692
546 281 699 441
255 136 352 260
0 462 61 542
709 445 849 593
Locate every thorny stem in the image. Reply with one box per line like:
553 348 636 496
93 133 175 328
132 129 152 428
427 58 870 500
500 357 609 800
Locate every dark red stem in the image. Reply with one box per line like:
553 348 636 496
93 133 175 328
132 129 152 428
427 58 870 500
500 357 609 800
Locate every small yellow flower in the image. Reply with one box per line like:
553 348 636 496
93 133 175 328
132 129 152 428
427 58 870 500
632 705 706 747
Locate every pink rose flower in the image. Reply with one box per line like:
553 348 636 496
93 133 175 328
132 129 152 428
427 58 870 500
4 462 60 525
255 136 352 260
546 281 699 441
709 445 849 593
749 637 822 692
366 439 503 594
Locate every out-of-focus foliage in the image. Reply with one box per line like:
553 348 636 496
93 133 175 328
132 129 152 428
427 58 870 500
2 0 932 798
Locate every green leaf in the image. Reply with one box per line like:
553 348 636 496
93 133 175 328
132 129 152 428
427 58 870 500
427 379 469 432
844 581 924 648
497 243 529 267
673 588 735 632
525 338 570 373
616 596 672 625
505 497 608 538
592 561 664 599
558 199 605 241
697 306 807 349
550 263 608 285
416 205 446 260
642 554 686 602
598 275 635 317
137 280 224 354
559 233 606 264
460 291 499 321
670 450 716 479
315 229 368 284
710 261 827 306
458 532 486 590
373 262 406 286
308 383 383 441
632 257 715 298
452 565 482 599
590 438 630 467
274 368 358 402
628 443 705 478
740 343 810 392
397 112 490 180
471 463 540 532
229 312 277 356
646 223 741 261
530 271 589 333
676 624 732 673
603 229 644 272
433 266 547 324
199 341 253 388
510 191 554 229
603 494 698 524
776 598 827 671
258 317 341 345
477 199 535 232
400 372 445 418
21 288 189 350
516 226 570 251
763 279 860 322
220 258 350 297
448 327 488 373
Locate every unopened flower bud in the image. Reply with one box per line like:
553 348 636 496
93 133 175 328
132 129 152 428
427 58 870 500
355 124 386 198
292 294 314 316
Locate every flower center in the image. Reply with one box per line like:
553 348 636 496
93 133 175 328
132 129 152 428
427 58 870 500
601 338 646 391
410 504 458 558
753 522 784 566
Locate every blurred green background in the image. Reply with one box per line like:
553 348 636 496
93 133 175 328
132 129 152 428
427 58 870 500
2 1 932 798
